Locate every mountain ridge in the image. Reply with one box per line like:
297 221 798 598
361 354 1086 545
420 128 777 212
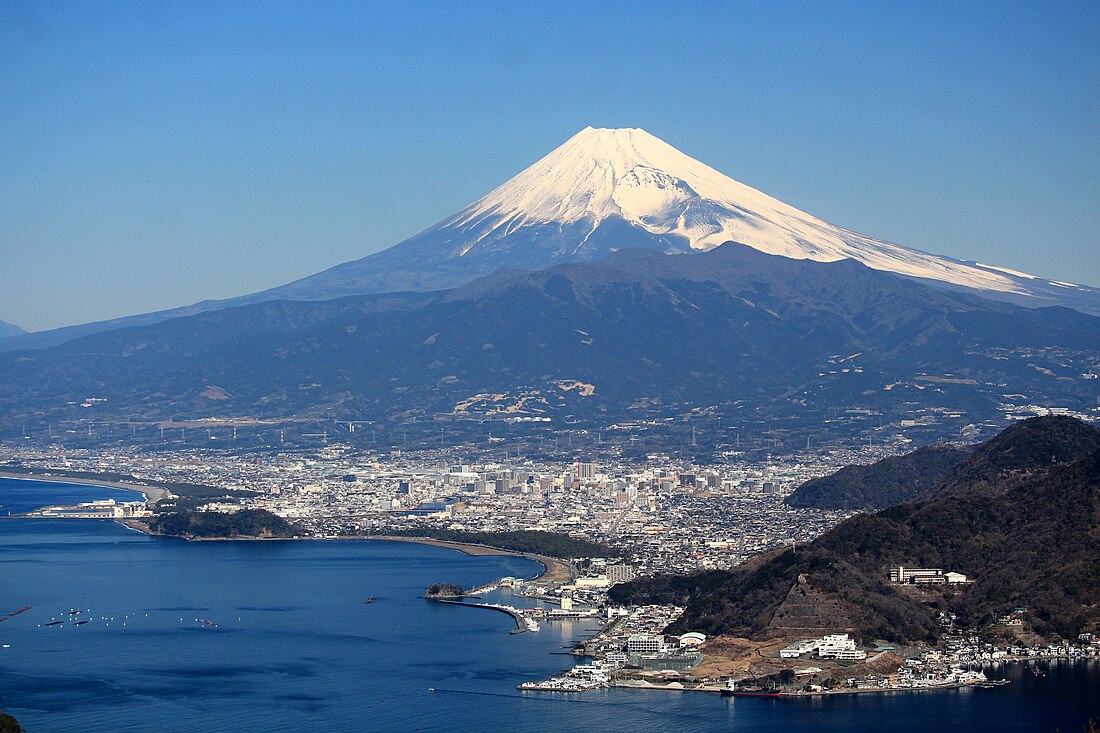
785 415 1100 511
4 127 1097 352
1 245 1097 435
785 444 971 511
0 320 26 339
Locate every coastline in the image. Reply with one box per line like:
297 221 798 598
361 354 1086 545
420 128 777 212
363 535 576 584
607 679 1004 696
113 524 571 585
0 470 170 504
1 472 574 585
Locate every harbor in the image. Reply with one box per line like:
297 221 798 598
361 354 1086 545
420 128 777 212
2 487 1099 733
430 599 541 633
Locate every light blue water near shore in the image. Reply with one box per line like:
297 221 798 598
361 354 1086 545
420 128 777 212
1 478 1098 732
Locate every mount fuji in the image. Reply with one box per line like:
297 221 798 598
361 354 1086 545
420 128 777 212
252 126 1098 311
4 126 1096 351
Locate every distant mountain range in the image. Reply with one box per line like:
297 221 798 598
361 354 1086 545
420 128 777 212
4 126 1097 352
1 245 1097 433
0 320 25 339
610 415 1100 643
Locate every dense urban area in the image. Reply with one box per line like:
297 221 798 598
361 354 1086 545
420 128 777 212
3 439 869 573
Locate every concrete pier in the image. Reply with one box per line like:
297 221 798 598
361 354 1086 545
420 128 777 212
431 599 530 632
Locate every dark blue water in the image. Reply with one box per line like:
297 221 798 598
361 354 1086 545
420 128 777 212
1 479 1098 732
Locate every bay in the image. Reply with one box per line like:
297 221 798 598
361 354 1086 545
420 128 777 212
0 476 147 515
1 479 1097 732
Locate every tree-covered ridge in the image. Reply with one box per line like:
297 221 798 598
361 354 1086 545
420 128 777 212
612 416 1100 643
929 414 1100 498
785 443 969 510
149 509 302 539
611 544 944 643
784 415 1100 511
384 528 619 559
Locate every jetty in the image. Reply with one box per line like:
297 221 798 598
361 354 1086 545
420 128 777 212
432 599 540 633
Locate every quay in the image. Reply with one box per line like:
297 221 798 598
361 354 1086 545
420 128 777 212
431 599 539 633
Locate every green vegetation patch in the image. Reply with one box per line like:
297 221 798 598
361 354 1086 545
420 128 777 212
149 509 302 539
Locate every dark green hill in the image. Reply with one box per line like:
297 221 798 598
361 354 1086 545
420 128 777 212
611 416 1100 643
785 415 1100 511
786 443 970 510
928 414 1100 498
148 509 302 539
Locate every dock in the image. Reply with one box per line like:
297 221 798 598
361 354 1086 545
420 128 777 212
431 599 539 633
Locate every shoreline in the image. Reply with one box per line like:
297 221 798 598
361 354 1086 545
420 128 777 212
606 679 1003 697
0 470 170 504
114 524 569 584
365 535 574 583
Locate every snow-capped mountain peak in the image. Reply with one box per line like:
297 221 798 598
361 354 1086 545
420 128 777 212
434 126 1066 297
11 126 1094 354
229 126 1097 318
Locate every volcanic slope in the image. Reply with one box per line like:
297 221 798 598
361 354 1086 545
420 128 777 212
5 127 1096 352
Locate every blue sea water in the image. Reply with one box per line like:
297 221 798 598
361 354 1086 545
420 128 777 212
1 478 1098 732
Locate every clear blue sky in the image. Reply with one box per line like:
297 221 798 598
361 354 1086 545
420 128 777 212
2 0 1098 331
